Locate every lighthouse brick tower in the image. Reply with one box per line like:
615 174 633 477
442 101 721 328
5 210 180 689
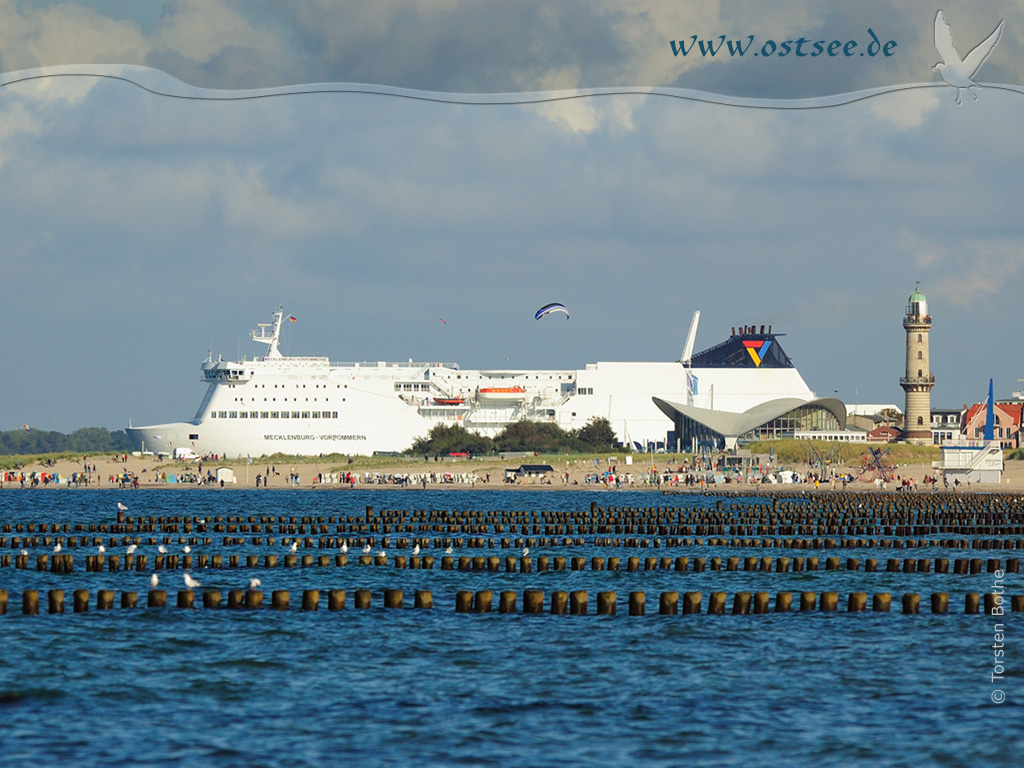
900 284 934 444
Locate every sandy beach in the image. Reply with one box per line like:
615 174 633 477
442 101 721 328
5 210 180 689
4 451 1023 492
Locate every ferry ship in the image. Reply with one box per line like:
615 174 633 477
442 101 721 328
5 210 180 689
126 308 837 458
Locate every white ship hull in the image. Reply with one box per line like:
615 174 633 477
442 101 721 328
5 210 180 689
126 309 820 458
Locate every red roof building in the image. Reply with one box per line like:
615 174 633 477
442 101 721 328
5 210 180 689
866 425 903 443
960 402 1022 449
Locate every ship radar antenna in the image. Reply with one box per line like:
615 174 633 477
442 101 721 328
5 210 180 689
251 307 285 358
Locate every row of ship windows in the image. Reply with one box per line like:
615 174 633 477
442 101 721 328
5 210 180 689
399 382 589 393
233 398 338 403
254 384 342 388
447 374 570 379
210 411 339 419
229 383 346 389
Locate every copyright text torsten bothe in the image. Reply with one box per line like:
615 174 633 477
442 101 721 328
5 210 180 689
989 569 1008 704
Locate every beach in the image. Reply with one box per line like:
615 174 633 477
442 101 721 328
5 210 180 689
5 451 1023 492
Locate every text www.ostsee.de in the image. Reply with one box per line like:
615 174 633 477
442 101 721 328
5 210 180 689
670 29 897 59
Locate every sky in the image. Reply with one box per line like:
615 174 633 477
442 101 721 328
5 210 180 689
1 0 1022 433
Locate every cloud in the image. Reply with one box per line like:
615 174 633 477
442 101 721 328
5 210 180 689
870 88 940 129
0 0 147 71
897 229 945 269
0 100 40 166
929 239 1024 309
150 0 280 64
1 3 1024 430
516 67 599 134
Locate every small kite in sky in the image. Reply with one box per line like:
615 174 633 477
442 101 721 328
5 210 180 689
535 302 569 320
439 318 447 325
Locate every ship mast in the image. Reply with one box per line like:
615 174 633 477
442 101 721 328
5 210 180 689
251 307 285 358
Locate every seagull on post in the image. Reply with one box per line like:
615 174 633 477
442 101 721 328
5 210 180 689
126 544 137 555
933 10 1004 104
289 541 298 553
340 542 348 555
183 573 201 590
158 545 168 554
149 573 159 588
249 577 261 589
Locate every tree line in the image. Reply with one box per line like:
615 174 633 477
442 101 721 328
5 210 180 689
0 427 132 456
408 417 619 457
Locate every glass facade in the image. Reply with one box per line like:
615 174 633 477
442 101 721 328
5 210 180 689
741 405 843 441
670 404 843 450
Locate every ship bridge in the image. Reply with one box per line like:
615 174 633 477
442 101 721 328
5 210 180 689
202 359 251 383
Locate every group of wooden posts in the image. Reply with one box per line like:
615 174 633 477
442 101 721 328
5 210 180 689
3 550 1022 577
1 587 1019 616
2 495 1022 620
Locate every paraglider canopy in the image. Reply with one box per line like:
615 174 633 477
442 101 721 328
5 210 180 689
535 302 569 320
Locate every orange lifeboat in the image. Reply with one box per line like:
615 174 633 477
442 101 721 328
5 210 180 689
477 385 526 402
432 397 465 406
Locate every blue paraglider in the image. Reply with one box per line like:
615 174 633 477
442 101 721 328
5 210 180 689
535 303 569 320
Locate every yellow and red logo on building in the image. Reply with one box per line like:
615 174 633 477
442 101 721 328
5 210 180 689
742 339 772 366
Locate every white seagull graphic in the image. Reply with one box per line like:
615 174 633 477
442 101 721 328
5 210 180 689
933 10 1004 104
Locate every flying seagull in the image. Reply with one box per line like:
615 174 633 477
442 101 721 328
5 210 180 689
933 10 1004 104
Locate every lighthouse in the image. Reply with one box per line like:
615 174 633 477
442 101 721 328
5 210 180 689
900 284 934 444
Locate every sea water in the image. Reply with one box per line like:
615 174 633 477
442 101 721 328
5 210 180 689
0 489 1020 767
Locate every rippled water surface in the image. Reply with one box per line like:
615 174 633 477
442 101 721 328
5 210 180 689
0 489 1021 767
